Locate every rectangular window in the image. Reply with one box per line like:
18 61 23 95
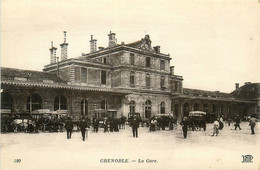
160 60 165 70
130 73 135 86
81 67 87 83
130 53 135 65
146 57 151 67
101 71 106 85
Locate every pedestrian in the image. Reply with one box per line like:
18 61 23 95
79 118 89 141
234 115 242 130
131 115 139 138
93 117 99 133
35 118 40 133
212 118 219 136
180 116 188 139
249 115 256 135
219 116 224 130
65 117 73 139
109 118 114 132
103 117 109 133
150 117 155 132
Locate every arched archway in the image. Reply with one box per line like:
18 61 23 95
54 95 67 111
183 103 189 116
160 102 165 114
193 103 199 111
1 92 13 111
203 103 209 114
27 94 42 112
144 100 152 118
212 104 217 114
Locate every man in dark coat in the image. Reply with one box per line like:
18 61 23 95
103 117 109 133
65 117 73 139
234 115 242 130
109 118 114 132
93 117 99 133
79 118 89 141
249 115 256 135
180 116 188 139
131 115 140 138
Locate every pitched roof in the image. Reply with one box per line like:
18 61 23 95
1 67 65 83
231 83 260 99
183 88 232 98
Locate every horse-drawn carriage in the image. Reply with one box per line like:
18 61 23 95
1 109 68 133
1 112 36 133
188 111 207 131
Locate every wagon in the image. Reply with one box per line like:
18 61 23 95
188 111 207 131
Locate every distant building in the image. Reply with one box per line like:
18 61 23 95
1 32 258 120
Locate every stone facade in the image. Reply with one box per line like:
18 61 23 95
1 33 258 120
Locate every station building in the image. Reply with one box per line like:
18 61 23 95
1 32 259 120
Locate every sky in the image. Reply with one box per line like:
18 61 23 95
1 0 260 93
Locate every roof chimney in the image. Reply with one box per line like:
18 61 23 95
60 31 69 61
49 41 57 64
98 47 105 51
90 35 97 53
108 31 116 47
153 46 160 53
235 83 239 90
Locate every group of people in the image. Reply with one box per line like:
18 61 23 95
149 116 177 132
64 116 128 141
64 117 89 141
179 114 257 139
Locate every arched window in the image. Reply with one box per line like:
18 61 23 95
146 74 150 88
81 99 88 116
54 95 67 111
129 101 135 113
144 100 152 118
183 103 189 116
101 100 107 110
1 92 13 111
130 71 135 86
160 102 165 114
194 103 199 111
27 94 42 112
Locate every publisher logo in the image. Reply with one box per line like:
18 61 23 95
241 155 253 163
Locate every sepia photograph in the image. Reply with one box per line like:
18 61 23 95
1 0 260 170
